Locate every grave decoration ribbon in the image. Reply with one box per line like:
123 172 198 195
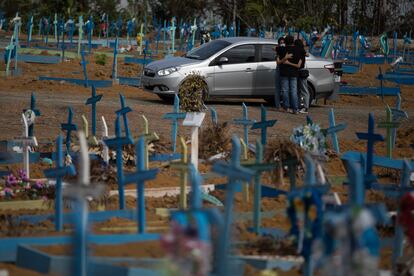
290 123 327 156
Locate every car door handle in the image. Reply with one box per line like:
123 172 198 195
245 68 253 72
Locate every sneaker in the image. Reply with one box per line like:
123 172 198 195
293 110 299 115
299 108 308 114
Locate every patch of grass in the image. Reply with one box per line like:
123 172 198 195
95 54 107 66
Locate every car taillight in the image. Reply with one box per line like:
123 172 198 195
324 64 335 74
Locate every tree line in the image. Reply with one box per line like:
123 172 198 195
0 0 413 36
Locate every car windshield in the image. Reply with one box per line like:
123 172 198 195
185 40 232 60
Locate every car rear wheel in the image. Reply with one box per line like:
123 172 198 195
157 94 175 104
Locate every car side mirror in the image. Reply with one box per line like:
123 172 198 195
217 56 229 65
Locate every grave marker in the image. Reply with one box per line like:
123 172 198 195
233 103 255 146
210 107 218 126
183 112 206 169
170 137 189 209
112 37 118 81
43 135 76 231
23 92 41 137
162 94 186 152
325 108 346 153
85 85 103 137
212 136 254 275
103 115 134 209
123 137 159 233
115 93 132 138
61 107 78 153
80 48 89 87
63 131 105 276
77 16 84 57
27 15 33 47
251 104 277 146
13 114 38 179
190 19 197 49
170 17 176 54
140 115 159 169
378 105 399 158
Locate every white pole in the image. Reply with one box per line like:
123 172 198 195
101 116 109 164
78 131 90 186
22 114 29 178
190 126 199 169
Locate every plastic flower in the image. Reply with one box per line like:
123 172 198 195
5 174 18 186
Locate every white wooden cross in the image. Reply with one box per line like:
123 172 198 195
182 112 205 170
14 113 38 179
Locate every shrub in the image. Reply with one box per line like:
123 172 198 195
178 73 207 112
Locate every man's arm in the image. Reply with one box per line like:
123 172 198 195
277 53 293 65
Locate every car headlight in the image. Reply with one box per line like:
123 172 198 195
157 67 179 76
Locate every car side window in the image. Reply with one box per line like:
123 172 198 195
261 44 276 62
219 45 256 65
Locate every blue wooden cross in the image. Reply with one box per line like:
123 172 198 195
251 104 277 146
85 86 102 136
212 136 254 276
115 93 132 138
43 135 76 231
355 113 384 188
112 37 118 80
370 160 414 267
210 107 218 126
123 137 159 233
80 48 89 88
233 103 255 146
162 94 186 152
103 115 134 209
325 108 347 153
61 107 78 153
23 92 41 137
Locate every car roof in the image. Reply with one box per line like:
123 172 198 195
218 37 277 44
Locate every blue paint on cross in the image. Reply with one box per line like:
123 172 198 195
306 115 313 125
233 103 255 145
162 94 186 152
61 107 78 153
251 104 277 145
103 115 134 209
210 107 218 126
85 86 103 136
112 37 118 80
43 135 76 231
115 93 132 138
355 113 384 188
80 48 89 88
123 137 159 233
325 108 347 154
212 136 254 276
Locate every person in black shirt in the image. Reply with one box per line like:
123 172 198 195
277 35 302 114
295 39 310 114
274 36 287 110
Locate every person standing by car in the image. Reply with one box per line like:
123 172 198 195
295 39 310 114
274 36 286 110
277 35 302 114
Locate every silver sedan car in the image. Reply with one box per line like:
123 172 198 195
141 37 337 103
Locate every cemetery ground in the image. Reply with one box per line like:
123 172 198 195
0 54 413 275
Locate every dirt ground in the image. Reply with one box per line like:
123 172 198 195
0 38 413 275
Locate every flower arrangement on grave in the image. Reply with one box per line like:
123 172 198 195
290 123 327 156
178 73 208 113
160 222 212 276
199 121 231 160
265 139 305 185
0 169 53 200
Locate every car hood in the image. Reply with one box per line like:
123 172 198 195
145 57 201 71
